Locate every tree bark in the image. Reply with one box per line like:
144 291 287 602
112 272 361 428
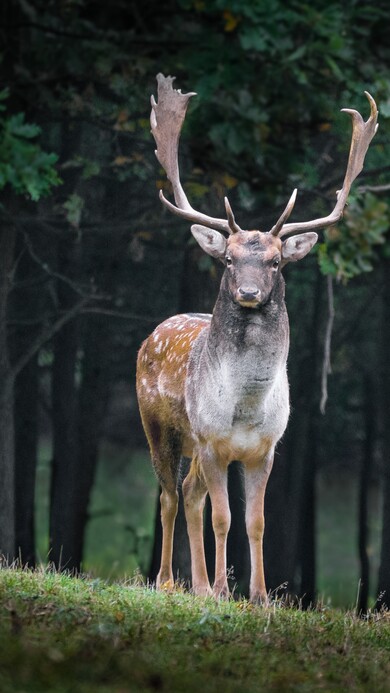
295 269 323 607
263 440 295 597
357 375 375 613
376 257 390 610
49 306 80 570
73 313 110 569
49 233 81 570
14 355 38 566
0 222 16 559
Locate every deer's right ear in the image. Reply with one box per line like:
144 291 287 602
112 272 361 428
191 225 227 261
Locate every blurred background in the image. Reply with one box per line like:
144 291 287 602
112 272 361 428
1 0 390 611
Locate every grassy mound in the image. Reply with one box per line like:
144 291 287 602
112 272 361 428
0 569 389 692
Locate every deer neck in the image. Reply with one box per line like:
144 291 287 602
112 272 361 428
206 271 289 363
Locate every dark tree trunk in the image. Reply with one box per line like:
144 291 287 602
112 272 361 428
297 417 318 607
295 270 323 607
0 222 16 559
0 377 15 561
49 303 80 570
49 232 81 570
357 375 375 614
12 233 44 567
14 355 38 566
264 440 295 597
72 314 110 570
376 257 390 610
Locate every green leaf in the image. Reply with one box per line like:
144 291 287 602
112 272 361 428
63 194 85 228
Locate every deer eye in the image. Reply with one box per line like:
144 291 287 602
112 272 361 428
272 259 280 269
226 256 232 267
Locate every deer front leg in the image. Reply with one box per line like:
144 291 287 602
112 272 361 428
244 454 274 604
182 460 212 597
201 456 230 599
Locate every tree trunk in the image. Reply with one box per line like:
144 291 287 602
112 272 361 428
295 269 323 607
0 222 16 559
376 257 390 610
264 439 295 597
298 417 318 607
357 375 375 614
49 309 80 570
0 377 15 561
73 314 110 568
14 355 38 565
12 233 43 567
49 233 81 570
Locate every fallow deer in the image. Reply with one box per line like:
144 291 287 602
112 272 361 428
136 74 378 603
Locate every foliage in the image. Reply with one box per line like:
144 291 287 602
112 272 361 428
318 193 390 282
0 90 60 200
1 569 390 693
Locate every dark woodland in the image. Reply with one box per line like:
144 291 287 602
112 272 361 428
1 0 390 611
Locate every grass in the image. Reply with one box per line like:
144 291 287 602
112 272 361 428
1 569 390 693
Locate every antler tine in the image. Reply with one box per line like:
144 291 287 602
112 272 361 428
269 188 297 236
277 92 378 238
151 73 234 235
224 197 243 234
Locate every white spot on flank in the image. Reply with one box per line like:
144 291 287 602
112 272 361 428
141 377 153 394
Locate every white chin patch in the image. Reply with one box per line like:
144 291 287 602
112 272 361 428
237 299 260 308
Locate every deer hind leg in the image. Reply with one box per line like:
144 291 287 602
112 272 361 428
182 458 212 597
200 456 230 599
244 453 274 604
143 417 181 590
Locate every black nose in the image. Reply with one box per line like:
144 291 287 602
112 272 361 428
238 285 261 301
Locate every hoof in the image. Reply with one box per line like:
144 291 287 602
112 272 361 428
250 591 269 606
213 583 230 600
192 584 213 598
156 574 175 592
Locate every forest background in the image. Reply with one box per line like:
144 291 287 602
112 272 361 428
1 0 390 613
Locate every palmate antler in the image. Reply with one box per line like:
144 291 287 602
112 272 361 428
151 74 378 238
273 91 379 237
150 73 242 235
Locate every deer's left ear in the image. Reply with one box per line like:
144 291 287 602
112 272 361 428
191 224 227 260
281 232 318 265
